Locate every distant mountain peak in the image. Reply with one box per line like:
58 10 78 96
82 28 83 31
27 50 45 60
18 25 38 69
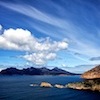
52 67 59 69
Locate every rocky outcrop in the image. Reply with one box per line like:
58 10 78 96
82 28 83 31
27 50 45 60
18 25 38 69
67 79 100 92
30 82 65 88
67 82 88 90
67 65 100 92
40 82 53 88
54 84 64 88
81 65 100 79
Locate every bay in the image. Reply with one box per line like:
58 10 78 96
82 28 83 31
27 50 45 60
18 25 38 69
0 75 100 100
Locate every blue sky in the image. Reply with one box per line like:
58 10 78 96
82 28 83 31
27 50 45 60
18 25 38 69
0 0 100 73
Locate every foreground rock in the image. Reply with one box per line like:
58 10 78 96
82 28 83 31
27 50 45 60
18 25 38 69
67 65 100 92
67 79 100 92
81 65 100 79
54 84 64 88
40 82 53 88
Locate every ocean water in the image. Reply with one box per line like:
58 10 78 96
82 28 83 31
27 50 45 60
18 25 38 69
0 75 100 100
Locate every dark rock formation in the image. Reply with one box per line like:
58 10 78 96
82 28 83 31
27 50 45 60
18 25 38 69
0 67 75 75
0 68 22 75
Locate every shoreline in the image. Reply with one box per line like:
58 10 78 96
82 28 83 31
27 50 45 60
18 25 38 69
67 79 100 92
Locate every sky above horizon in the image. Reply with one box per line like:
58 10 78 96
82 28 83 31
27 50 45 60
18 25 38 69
0 0 100 73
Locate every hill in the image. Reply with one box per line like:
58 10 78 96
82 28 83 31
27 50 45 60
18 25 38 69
0 67 76 75
81 65 100 79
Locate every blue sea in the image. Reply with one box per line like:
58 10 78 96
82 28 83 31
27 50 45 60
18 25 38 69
0 75 100 100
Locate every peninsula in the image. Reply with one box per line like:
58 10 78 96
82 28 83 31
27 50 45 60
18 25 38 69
67 65 100 92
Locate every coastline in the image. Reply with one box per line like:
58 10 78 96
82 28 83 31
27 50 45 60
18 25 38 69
67 79 100 92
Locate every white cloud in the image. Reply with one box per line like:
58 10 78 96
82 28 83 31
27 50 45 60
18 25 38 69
23 52 56 65
0 28 68 51
0 27 68 65
0 28 34 51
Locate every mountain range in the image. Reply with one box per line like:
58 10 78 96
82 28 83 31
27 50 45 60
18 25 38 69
0 67 76 75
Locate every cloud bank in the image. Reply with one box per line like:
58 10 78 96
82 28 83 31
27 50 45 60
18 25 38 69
23 52 56 65
0 25 68 65
90 56 100 61
63 64 97 74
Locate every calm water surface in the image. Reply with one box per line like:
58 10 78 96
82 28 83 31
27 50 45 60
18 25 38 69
0 75 100 100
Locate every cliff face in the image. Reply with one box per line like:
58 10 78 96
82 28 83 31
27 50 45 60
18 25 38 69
81 65 100 79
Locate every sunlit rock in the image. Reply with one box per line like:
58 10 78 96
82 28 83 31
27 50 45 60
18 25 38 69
67 79 100 92
54 84 64 88
40 82 53 88
81 65 100 79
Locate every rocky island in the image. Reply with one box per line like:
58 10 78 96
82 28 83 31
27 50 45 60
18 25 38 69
40 82 53 88
67 65 100 92
30 82 65 88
